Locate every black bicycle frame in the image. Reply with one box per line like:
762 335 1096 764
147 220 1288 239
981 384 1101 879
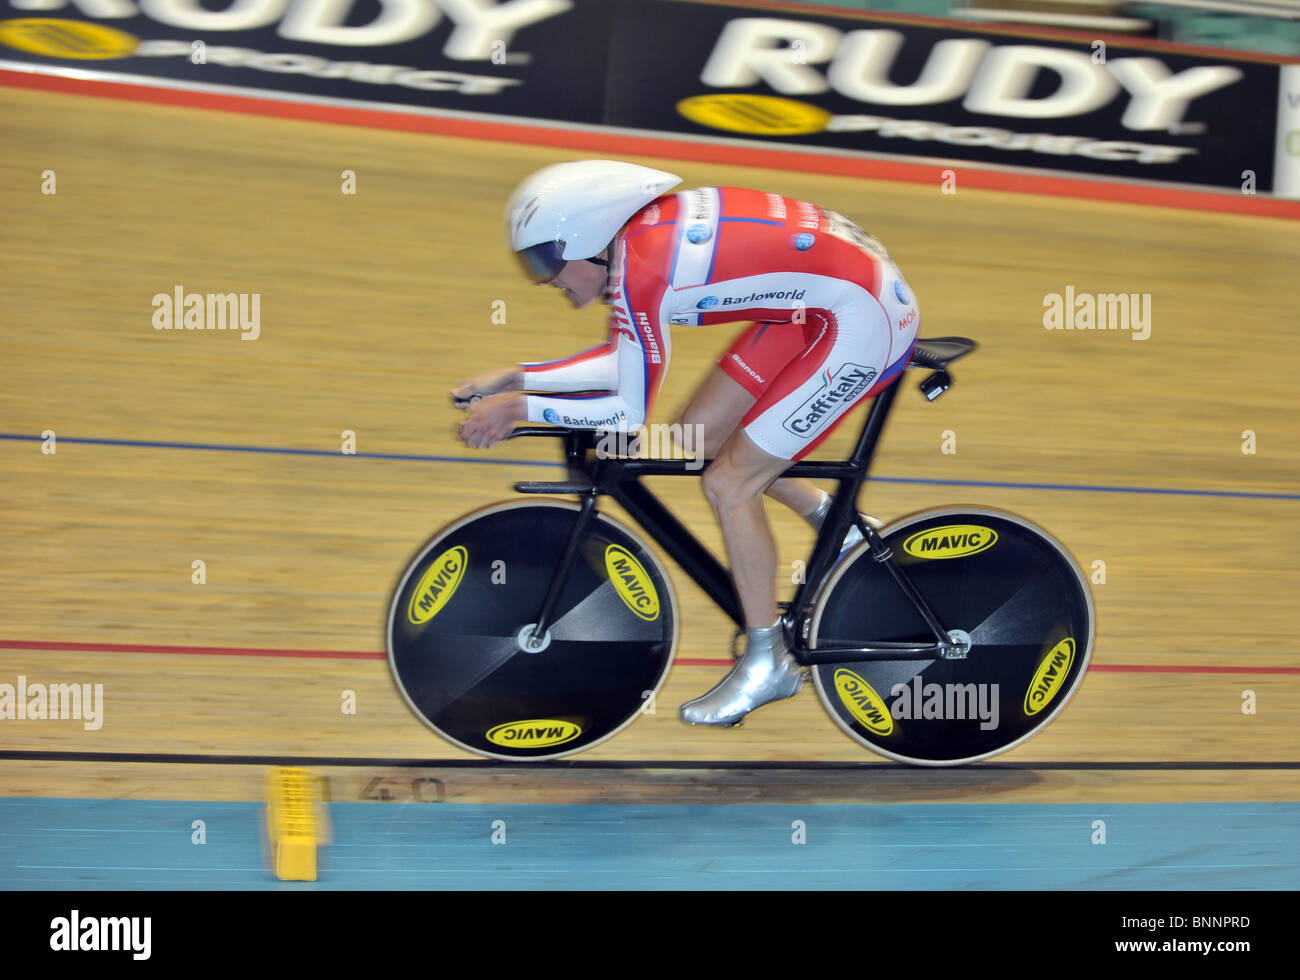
508 363 968 666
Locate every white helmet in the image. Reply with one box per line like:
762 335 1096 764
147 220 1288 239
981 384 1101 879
505 159 682 282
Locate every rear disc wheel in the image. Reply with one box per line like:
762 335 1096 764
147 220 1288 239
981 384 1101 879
809 507 1094 765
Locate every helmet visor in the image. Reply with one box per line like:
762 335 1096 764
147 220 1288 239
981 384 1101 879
514 241 567 284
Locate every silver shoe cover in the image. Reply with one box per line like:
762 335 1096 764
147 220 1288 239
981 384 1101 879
680 628 805 727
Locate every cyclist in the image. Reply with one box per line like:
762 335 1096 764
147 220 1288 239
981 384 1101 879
455 159 920 727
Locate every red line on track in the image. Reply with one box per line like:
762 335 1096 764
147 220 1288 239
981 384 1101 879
2 640 1296 673
2 68 1297 221
0 639 384 660
1086 663 1300 675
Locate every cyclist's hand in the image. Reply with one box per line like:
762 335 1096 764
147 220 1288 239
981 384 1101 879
459 391 526 449
452 366 522 408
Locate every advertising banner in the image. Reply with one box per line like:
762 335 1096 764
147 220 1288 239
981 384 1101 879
0 0 1286 194
604 0 1279 191
0 0 612 122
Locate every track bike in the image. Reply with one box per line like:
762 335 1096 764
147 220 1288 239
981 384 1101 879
387 337 1094 765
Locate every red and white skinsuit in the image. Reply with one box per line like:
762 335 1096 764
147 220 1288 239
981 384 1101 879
522 187 920 461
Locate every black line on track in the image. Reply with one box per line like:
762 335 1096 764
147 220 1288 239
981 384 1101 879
2 750 1298 770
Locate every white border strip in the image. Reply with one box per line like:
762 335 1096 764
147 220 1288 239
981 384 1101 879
1275 65 1300 198
1099 0 1300 17
953 9 1150 31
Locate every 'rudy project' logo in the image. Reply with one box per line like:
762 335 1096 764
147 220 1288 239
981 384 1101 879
486 719 582 748
604 545 660 620
833 669 894 735
407 546 467 624
782 362 877 436
902 525 998 560
1024 638 1075 716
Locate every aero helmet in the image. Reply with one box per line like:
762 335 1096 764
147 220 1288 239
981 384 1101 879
506 159 682 282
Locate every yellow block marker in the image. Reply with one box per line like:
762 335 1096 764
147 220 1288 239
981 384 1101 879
266 767 329 881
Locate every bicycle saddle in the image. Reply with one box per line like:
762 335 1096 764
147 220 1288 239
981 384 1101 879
909 337 976 370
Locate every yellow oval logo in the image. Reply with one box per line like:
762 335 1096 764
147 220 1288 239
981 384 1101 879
406 546 468 624
677 94 832 136
903 525 998 560
1024 638 1075 716
833 669 894 735
485 719 582 748
604 545 659 621
0 19 138 59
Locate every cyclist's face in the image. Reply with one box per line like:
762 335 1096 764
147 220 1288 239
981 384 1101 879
545 258 606 309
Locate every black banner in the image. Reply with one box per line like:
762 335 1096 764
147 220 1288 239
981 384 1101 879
605 0 1278 190
0 0 611 122
8 889 1293 964
0 0 1282 191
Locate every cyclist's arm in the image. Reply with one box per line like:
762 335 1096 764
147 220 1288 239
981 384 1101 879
522 265 671 430
519 339 619 393
522 328 649 430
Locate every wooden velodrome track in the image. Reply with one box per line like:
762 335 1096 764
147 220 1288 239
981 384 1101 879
1 83 1297 810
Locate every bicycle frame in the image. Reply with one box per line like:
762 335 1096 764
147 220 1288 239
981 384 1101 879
507 356 971 666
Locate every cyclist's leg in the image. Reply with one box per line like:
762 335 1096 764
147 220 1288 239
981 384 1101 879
681 428 804 726
682 301 900 726
675 321 828 520
701 430 792 628
714 306 886 610
716 301 916 604
671 360 752 457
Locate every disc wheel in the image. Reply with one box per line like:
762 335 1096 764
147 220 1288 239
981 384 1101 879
809 507 1093 765
387 500 677 761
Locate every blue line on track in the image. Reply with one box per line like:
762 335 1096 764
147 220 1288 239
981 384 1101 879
0 433 553 468
1 799 1296 890
1 433 1296 500
867 475 1300 501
